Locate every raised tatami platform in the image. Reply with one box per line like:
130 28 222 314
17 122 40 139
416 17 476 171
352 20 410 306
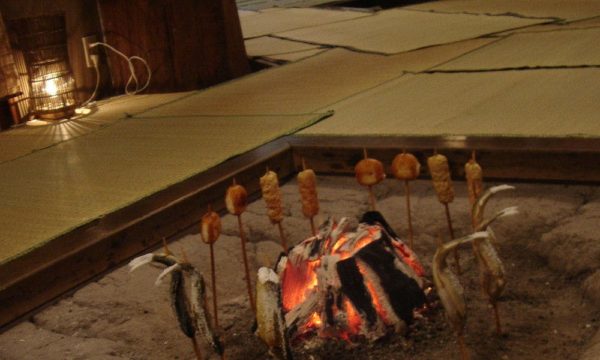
2 1 600 328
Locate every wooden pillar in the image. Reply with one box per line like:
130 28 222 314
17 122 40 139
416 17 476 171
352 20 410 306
97 0 250 93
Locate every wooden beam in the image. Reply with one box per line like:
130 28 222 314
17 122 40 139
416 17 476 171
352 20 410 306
0 138 293 329
288 135 600 183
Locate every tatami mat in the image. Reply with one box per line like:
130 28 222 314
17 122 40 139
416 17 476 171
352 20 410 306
277 8 545 54
140 42 498 117
301 69 600 137
240 7 371 38
406 0 600 22
245 36 327 62
435 28 600 70
0 113 326 265
0 92 193 163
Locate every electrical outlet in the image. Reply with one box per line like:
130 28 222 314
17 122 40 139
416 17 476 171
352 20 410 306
82 35 97 68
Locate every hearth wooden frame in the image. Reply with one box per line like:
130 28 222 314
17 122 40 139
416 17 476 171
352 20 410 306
1 134 599 330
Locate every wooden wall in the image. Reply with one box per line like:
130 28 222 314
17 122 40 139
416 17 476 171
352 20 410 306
97 0 250 93
0 0 249 115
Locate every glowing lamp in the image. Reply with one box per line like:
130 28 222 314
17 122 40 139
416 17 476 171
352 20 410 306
11 14 77 120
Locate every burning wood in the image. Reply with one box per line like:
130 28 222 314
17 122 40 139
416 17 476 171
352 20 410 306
256 211 427 355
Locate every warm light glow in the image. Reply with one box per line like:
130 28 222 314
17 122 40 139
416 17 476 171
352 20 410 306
44 79 58 96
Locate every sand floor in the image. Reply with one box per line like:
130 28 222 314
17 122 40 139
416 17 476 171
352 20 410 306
1 176 599 359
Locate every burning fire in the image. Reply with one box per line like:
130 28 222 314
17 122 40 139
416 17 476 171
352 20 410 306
278 213 427 343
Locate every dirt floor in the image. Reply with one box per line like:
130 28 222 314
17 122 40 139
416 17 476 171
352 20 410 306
1 176 600 360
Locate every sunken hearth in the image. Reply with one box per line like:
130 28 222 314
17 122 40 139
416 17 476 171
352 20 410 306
256 211 430 358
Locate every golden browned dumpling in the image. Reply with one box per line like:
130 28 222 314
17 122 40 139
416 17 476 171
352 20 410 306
201 211 221 245
225 184 248 215
391 152 421 180
355 158 385 186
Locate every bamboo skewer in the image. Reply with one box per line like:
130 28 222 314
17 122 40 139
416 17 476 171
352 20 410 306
225 179 255 313
237 214 255 313
427 151 461 274
457 332 470 360
309 217 317 237
277 222 288 251
201 205 222 327
444 202 460 274
391 150 420 248
209 242 218 327
368 185 376 211
404 180 414 248
191 336 203 360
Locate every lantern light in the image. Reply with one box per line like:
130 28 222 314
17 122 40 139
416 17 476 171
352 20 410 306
11 14 77 120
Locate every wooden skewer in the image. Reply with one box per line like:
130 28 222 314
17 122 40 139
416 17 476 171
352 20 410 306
363 149 377 211
309 217 317 236
209 242 218 327
493 302 502 335
237 214 255 313
457 332 470 360
162 237 172 256
191 336 203 360
368 185 376 211
276 222 287 252
404 179 414 248
444 203 461 274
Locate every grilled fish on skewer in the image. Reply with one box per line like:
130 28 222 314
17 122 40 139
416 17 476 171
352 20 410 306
128 253 224 358
256 267 293 360
433 232 490 360
471 185 517 334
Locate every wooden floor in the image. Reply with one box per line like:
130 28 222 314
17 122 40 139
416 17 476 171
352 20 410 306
2 0 600 329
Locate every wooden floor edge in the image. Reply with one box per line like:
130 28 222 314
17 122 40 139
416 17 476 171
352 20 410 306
0 138 295 330
2 133 600 330
288 135 600 183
